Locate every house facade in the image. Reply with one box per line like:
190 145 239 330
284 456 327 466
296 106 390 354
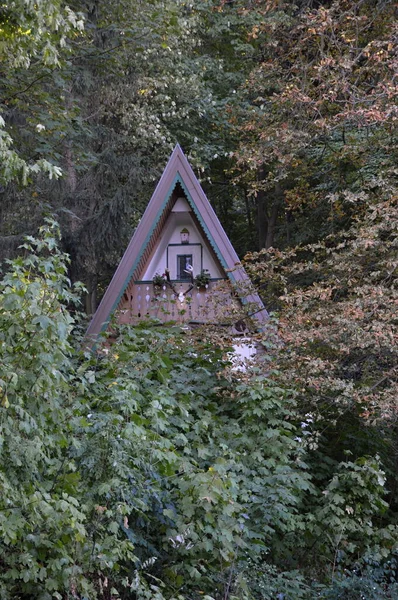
85 145 268 342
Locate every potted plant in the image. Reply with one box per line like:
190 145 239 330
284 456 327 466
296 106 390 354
194 269 211 289
152 273 165 294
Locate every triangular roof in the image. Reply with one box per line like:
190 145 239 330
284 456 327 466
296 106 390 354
86 144 268 340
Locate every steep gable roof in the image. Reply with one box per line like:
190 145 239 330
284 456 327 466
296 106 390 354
86 144 268 340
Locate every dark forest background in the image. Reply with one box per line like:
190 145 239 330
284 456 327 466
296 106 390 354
0 1 397 598
1 0 394 313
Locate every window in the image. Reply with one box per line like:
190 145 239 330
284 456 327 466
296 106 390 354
177 254 192 280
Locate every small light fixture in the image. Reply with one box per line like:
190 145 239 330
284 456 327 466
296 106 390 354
180 227 190 244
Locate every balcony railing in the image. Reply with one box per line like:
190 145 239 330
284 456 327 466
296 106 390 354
117 279 241 325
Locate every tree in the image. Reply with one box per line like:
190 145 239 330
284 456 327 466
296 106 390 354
0 222 91 599
232 0 397 249
0 0 83 184
244 180 398 578
1 0 248 310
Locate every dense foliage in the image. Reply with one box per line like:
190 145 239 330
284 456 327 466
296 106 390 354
0 223 396 599
0 225 310 598
1 0 396 289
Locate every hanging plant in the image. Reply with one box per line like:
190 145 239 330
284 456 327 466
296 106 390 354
152 273 165 287
194 269 211 288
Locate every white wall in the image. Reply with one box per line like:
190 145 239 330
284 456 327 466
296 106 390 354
140 204 225 281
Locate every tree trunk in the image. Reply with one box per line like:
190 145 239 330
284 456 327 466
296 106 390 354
256 166 267 250
85 279 97 316
256 167 283 250
265 182 283 249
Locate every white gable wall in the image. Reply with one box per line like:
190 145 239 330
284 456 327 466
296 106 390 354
140 208 225 281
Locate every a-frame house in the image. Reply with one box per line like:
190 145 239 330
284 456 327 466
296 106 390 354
86 145 268 342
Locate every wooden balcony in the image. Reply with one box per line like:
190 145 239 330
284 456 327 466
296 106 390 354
117 279 242 326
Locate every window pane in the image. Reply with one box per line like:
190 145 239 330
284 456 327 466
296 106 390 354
177 255 192 280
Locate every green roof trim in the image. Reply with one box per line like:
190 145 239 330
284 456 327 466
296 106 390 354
98 173 180 334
